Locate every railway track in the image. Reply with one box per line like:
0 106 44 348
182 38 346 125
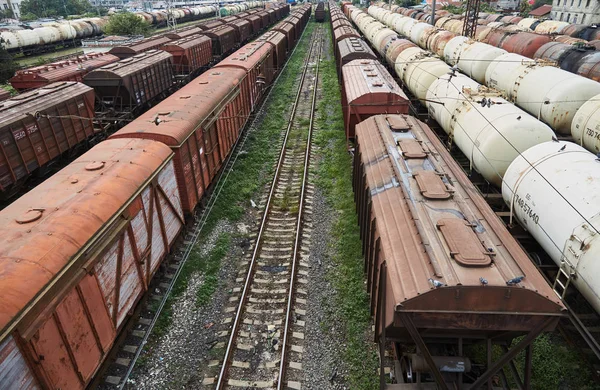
91 18 316 390
208 24 324 390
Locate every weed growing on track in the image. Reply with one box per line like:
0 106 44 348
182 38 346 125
141 21 316 358
312 23 379 390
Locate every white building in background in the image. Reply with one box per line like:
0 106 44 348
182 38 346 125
0 0 23 18
551 0 600 24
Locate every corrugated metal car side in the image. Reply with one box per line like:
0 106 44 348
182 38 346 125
0 82 95 195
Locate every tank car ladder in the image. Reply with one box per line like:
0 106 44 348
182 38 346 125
552 261 574 299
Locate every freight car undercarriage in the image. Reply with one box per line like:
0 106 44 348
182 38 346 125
375 266 562 389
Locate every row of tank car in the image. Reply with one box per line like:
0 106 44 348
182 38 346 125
0 3 293 199
330 3 566 388
0 1 264 55
380 2 600 40
345 0 600 369
0 5 312 390
374 3 600 82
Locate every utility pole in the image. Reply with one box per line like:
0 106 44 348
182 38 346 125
431 0 436 25
166 0 177 31
462 0 480 38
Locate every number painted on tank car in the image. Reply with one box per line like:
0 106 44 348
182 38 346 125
585 127 600 140
514 193 539 225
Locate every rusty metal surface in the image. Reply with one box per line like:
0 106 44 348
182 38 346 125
353 114 565 339
272 20 296 48
214 41 275 110
203 25 237 56
341 59 408 139
500 32 552 59
0 138 176 342
111 67 248 212
83 50 173 109
9 53 119 91
198 19 224 31
164 26 203 40
0 81 95 193
256 30 287 69
228 18 252 42
108 36 172 59
333 25 359 45
161 35 212 75
338 37 377 69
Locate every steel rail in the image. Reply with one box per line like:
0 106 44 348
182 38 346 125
215 23 323 390
114 17 313 390
277 24 323 390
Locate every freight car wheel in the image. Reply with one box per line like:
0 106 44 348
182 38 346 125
399 355 414 383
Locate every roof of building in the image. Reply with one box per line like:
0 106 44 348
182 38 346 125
529 4 553 16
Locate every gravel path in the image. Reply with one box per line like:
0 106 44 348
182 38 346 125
128 221 238 389
301 186 351 390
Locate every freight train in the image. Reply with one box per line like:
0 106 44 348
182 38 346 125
0 1 264 55
0 5 311 389
332 2 600 387
0 4 294 199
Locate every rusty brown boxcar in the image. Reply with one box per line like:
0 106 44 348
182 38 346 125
83 50 174 112
337 37 377 76
255 11 270 29
341 59 409 140
203 25 237 57
246 14 262 34
353 114 565 389
108 35 172 59
111 68 250 213
272 21 296 50
214 40 275 114
0 138 184 389
199 19 225 31
164 26 203 40
0 82 95 197
9 53 120 91
161 35 212 76
256 30 287 70
227 18 252 43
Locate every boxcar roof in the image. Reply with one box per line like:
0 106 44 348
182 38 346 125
109 36 171 56
214 41 272 72
161 35 211 51
10 53 119 87
0 82 94 125
165 26 204 40
338 37 377 63
355 115 563 322
0 138 173 338
342 59 408 103
110 67 247 146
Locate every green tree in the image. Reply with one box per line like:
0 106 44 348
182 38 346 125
519 0 532 16
0 40 16 84
0 8 14 20
104 12 150 36
395 0 420 6
20 0 93 19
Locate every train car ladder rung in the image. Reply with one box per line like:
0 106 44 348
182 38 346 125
553 263 573 299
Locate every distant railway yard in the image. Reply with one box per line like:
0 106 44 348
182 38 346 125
4 1 600 389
